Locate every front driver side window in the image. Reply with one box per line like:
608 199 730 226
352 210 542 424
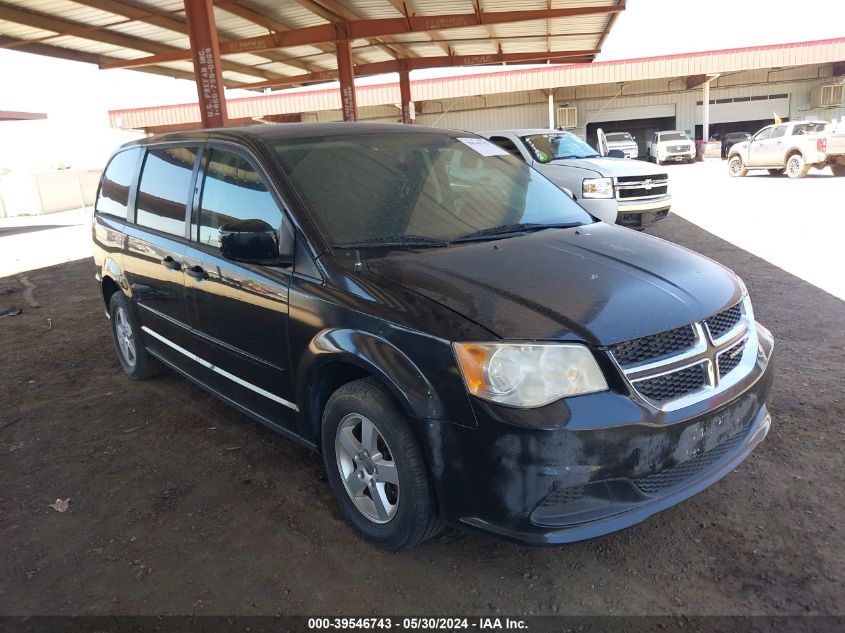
198 149 283 249
753 127 774 141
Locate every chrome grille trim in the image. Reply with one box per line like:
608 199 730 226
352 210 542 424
613 175 669 200
610 298 757 412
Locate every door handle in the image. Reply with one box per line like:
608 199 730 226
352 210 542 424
185 265 208 281
161 256 181 271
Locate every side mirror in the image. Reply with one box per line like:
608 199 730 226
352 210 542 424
220 219 291 266
607 149 625 159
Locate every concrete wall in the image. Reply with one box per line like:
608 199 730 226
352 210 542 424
0 169 101 218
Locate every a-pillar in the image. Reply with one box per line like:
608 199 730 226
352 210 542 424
184 0 228 128
399 69 413 124
336 39 358 122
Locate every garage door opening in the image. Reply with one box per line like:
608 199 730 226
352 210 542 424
586 116 677 158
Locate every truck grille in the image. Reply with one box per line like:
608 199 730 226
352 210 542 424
614 174 668 200
609 300 754 410
668 145 690 153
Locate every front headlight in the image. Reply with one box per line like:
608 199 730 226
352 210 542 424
581 177 614 199
452 342 608 408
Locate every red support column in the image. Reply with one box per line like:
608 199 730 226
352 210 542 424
399 69 413 125
184 0 228 128
336 39 358 122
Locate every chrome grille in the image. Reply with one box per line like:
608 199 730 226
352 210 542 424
610 299 756 411
706 303 742 340
635 363 707 401
610 325 696 367
718 339 746 378
614 174 669 200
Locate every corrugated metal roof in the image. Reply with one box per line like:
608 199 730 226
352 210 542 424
0 0 620 88
108 37 845 130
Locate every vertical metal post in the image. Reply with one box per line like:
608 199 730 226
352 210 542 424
336 39 358 122
548 92 555 129
702 79 710 141
184 0 228 128
399 69 413 124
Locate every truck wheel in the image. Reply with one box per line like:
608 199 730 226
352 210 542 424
786 154 809 179
728 156 747 177
321 377 443 551
831 164 845 177
767 168 785 177
109 292 163 379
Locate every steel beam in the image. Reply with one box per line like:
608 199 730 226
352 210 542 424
399 69 413 124
184 0 228 128
336 39 357 121
243 51 596 91
99 5 619 68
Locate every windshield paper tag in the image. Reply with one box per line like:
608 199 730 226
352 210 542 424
457 137 510 157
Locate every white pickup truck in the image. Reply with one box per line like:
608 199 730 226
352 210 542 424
727 120 845 178
481 129 671 229
646 130 696 164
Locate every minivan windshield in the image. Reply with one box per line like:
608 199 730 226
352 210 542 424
606 133 633 142
521 133 601 162
272 133 592 246
658 132 689 142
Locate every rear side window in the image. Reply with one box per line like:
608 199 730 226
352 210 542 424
197 149 283 248
135 146 199 237
96 148 141 219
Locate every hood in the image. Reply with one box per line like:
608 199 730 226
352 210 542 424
545 157 663 177
365 223 742 346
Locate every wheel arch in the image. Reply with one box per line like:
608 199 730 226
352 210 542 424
297 329 444 450
99 256 128 314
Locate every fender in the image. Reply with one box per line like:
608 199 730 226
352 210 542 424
296 328 450 428
100 256 130 296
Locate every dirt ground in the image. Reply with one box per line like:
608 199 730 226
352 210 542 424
1 215 843 617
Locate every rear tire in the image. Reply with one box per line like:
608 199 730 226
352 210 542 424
321 378 443 551
728 155 747 177
108 291 163 379
767 168 785 176
786 153 809 179
831 164 845 177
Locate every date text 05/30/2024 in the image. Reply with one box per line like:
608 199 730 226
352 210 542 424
307 618 528 630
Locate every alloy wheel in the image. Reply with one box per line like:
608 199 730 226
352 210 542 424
335 413 400 524
114 306 137 367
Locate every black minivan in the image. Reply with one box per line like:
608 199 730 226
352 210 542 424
93 123 774 550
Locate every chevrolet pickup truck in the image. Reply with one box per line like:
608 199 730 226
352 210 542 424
482 129 671 229
727 120 845 178
604 132 639 159
646 131 696 164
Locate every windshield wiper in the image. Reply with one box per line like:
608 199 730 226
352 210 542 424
334 234 449 249
451 222 581 243
551 153 601 160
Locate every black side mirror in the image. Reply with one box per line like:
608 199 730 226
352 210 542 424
607 149 625 159
220 219 291 266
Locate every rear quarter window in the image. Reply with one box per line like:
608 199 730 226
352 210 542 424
96 148 141 219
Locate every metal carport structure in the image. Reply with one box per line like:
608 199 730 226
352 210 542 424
0 0 625 127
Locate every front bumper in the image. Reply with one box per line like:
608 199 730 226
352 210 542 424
662 150 696 162
580 194 672 227
421 324 774 545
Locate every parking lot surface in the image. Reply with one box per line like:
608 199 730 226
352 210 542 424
1 164 844 616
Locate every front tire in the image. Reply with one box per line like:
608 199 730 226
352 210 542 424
321 378 442 551
108 291 162 379
831 164 845 177
728 155 747 177
786 153 809 179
